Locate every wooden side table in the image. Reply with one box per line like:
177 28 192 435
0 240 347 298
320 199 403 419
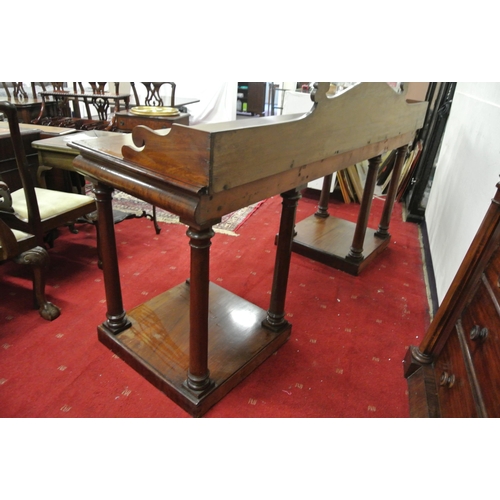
32 131 116 194
114 110 190 132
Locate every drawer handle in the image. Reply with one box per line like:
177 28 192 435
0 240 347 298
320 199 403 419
440 371 456 388
470 324 488 342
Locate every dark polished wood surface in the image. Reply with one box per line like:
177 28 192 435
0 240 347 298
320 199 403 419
0 121 76 138
1 97 58 124
98 281 290 415
292 145 408 275
405 181 500 417
70 83 428 416
291 216 390 274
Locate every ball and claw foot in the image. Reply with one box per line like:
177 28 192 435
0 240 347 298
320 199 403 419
39 301 61 321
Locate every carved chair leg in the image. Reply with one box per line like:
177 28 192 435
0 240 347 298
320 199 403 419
15 246 61 321
43 228 59 248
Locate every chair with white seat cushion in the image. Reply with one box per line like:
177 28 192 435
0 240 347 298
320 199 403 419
0 100 97 249
0 183 60 320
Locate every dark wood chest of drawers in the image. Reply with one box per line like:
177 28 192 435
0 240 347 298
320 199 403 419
404 181 500 417
0 129 40 191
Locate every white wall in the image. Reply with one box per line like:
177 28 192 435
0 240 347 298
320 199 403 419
425 83 500 302
174 81 237 125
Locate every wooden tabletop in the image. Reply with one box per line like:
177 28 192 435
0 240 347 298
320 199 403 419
1 97 45 107
40 90 130 99
32 130 123 153
0 121 77 137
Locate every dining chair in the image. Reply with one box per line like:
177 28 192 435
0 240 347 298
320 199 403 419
1 82 29 99
0 101 97 250
130 82 176 107
31 82 110 131
0 181 60 320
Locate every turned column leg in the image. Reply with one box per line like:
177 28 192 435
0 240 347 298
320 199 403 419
315 174 333 218
375 145 408 239
347 155 381 261
93 182 130 333
185 226 215 393
263 188 301 332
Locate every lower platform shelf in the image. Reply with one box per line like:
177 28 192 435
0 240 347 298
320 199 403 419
98 281 291 417
291 215 390 275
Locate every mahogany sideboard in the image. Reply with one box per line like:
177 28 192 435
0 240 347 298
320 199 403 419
70 82 428 416
404 181 500 417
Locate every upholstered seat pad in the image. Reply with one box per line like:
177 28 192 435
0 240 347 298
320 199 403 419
0 229 32 251
12 229 32 242
11 187 94 220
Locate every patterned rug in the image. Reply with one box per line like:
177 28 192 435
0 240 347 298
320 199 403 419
111 190 265 236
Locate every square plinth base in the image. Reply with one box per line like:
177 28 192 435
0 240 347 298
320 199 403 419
98 281 291 417
291 215 390 275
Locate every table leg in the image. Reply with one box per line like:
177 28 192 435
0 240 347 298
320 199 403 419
263 188 301 332
93 181 131 333
315 174 333 218
346 155 381 261
184 226 215 394
375 145 408 239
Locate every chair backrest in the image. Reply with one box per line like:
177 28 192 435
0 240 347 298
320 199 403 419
0 214 20 260
32 83 114 129
1 82 11 98
0 181 18 260
31 82 47 98
0 101 43 242
130 82 176 107
1 82 29 99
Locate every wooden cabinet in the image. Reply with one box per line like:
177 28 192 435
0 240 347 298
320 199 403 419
237 82 266 115
404 181 500 417
0 129 40 191
433 324 477 417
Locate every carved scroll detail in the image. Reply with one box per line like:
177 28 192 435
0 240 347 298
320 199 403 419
14 246 49 267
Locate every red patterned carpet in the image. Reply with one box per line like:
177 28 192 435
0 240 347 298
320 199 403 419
111 189 266 235
0 192 431 417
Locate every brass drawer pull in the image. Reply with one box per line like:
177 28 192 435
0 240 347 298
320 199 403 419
470 324 488 342
440 371 456 388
